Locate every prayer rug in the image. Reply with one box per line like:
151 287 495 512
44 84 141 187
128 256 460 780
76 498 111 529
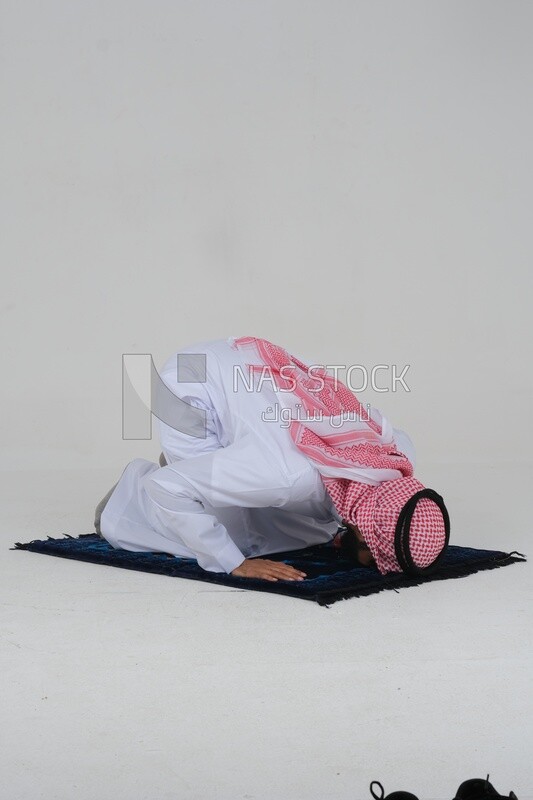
11 533 526 606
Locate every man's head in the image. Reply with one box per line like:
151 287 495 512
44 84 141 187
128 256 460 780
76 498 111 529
347 477 450 576
329 476 450 576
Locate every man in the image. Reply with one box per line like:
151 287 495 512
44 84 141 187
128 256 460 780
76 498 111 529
95 336 449 582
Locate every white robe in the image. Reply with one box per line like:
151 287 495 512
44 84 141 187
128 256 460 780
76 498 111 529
100 336 416 574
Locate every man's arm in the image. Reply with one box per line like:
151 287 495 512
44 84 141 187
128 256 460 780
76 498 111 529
142 437 308 580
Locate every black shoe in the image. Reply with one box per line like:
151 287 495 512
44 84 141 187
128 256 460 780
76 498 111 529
454 776 518 800
370 780 419 800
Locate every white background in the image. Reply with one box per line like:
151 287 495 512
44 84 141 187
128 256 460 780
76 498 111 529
2 0 532 472
1 2 531 799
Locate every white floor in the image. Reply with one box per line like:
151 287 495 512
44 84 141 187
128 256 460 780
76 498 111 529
1 463 531 800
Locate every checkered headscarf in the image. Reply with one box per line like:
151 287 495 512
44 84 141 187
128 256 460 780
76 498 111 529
233 336 450 576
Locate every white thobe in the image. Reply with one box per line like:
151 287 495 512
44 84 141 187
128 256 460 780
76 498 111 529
100 336 415 574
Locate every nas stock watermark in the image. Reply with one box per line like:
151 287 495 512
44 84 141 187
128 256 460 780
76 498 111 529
122 353 411 441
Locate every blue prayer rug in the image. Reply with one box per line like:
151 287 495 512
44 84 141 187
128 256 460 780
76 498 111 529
11 533 526 606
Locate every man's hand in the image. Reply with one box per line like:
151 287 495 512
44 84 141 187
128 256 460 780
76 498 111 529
231 558 307 582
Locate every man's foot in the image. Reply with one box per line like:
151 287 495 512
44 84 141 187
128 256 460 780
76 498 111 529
94 482 119 536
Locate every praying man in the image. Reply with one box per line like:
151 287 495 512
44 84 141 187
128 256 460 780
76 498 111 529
94 336 449 582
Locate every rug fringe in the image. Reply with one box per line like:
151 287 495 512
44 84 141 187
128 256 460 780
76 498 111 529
10 532 100 550
316 551 527 606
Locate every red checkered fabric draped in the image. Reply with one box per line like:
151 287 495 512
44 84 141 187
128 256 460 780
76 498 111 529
233 336 448 575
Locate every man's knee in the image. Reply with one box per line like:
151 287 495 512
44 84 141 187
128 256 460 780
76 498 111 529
140 469 164 501
140 466 191 508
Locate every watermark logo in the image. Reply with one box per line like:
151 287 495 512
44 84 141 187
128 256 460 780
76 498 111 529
122 353 411 440
260 403 372 428
233 363 410 393
122 353 208 440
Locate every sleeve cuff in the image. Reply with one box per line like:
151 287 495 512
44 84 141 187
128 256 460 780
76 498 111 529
198 539 246 575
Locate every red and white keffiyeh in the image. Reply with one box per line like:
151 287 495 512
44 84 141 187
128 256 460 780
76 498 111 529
232 336 449 576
